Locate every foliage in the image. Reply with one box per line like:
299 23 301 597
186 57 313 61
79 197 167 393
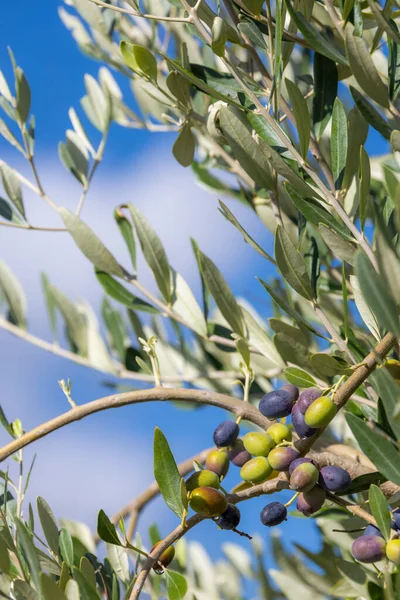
0 0 400 597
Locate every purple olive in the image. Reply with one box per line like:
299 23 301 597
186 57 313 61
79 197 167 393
393 508 400 529
228 439 251 467
351 535 386 563
319 466 351 493
297 486 326 516
260 502 287 527
215 504 241 530
288 457 320 476
259 389 296 419
297 388 321 414
213 421 239 447
281 384 299 402
268 447 300 471
290 463 319 492
364 524 383 538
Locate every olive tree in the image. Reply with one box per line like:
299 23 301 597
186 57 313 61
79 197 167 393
0 0 400 597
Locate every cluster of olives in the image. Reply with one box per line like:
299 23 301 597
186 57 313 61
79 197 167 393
351 511 400 565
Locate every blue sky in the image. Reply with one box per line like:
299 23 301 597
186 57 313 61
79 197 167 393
0 0 389 590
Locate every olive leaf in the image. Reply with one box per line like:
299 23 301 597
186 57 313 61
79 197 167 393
0 162 25 217
173 123 195 168
165 570 188 600
331 98 348 190
313 54 338 140
153 427 185 519
285 78 310 159
275 226 313 300
0 260 27 328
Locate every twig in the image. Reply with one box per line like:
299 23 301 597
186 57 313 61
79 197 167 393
0 221 66 232
88 0 191 22
0 387 270 462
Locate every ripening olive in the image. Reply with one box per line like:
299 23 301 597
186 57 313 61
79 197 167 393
386 359 400 382
386 539 400 565
304 397 337 428
259 389 297 419
288 457 319 476
240 456 272 483
185 469 220 492
290 462 319 492
151 541 175 573
228 439 252 467
291 404 317 439
213 421 239 447
297 388 321 414
268 447 299 472
267 423 292 444
351 535 386 563
215 504 241 530
319 466 351 493
206 450 229 479
297 486 326 516
189 486 228 517
243 432 275 457
260 501 287 527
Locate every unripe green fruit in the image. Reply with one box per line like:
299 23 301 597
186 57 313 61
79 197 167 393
386 539 400 565
267 423 292 444
240 456 272 483
290 463 319 492
185 469 220 492
386 359 400 382
151 541 175 573
189 486 228 517
205 450 229 479
304 396 337 428
243 432 275 457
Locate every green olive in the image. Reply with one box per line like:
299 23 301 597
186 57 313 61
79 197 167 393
189 486 228 517
304 396 337 428
185 469 220 492
267 423 292 444
240 456 272 483
243 432 275 457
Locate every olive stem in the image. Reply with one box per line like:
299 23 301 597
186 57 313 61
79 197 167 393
384 563 395 600
284 492 300 508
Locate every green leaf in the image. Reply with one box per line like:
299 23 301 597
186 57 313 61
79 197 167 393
101 297 126 362
0 406 16 439
355 251 400 337
346 413 400 486
129 205 171 302
37 497 59 556
0 259 27 328
286 185 351 239
283 366 317 388
345 24 388 108
0 196 22 223
15 67 31 123
375 233 400 305
350 87 392 140
171 269 207 336
331 98 348 190
349 274 380 342
40 574 67 600
310 353 349 377
120 42 157 81
343 107 369 190
247 111 293 159
95 270 158 314
275 226 313 300
0 162 25 217
211 16 227 57
14 581 39 600
285 79 310 159
313 53 338 139
284 0 348 65
219 107 274 189
59 208 124 278
388 24 400 102
97 510 122 546
218 201 275 263
370 369 400 438
114 208 136 274
65 580 80 600
319 225 356 265
50 285 88 354
237 19 267 49
166 72 191 106
72 567 101 600
15 519 40 592
172 123 195 168
191 64 262 97
343 472 387 496
153 427 185 519
358 146 370 233
369 484 391 541
198 249 245 336
165 570 188 600
59 528 74 567
240 306 285 367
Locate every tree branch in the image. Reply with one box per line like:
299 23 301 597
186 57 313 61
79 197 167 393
0 388 270 463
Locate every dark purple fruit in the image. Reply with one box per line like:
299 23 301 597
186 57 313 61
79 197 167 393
259 389 296 419
228 439 252 467
297 388 321 414
288 457 319 476
297 487 326 516
364 524 383 538
319 466 351 493
260 502 287 527
268 446 300 471
281 384 299 402
215 504 241 530
290 463 319 492
189 486 228 517
213 421 239 447
291 404 317 439
393 508 400 529
151 541 175 573
351 535 386 563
